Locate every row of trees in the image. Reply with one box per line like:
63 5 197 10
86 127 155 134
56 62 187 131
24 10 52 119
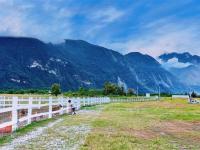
52 83 200 98
2 82 199 98
51 82 136 97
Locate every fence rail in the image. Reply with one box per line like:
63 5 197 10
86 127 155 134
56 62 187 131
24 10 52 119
0 96 110 136
111 96 159 103
172 95 189 99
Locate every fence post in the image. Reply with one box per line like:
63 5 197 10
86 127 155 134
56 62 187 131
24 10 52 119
83 97 85 106
59 97 64 115
27 97 32 124
82 97 84 106
39 97 41 109
86 97 88 106
12 97 18 131
89 98 92 106
67 97 71 113
49 97 52 118
74 98 77 110
77 97 81 110
86 98 88 106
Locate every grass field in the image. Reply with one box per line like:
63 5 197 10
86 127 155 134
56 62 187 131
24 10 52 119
0 98 199 150
81 99 200 150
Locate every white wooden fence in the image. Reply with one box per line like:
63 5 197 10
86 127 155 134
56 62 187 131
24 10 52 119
172 95 189 99
111 96 159 103
0 96 110 134
0 96 161 136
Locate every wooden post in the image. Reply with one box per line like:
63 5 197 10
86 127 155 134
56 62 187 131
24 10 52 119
67 97 70 113
83 98 86 106
49 97 52 118
12 97 18 131
27 97 32 124
74 98 77 110
59 97 64 115
77 97 81 110
90 98 92 106
39 97 41 109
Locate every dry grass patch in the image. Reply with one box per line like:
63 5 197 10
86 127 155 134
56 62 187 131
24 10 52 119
154 121 200 134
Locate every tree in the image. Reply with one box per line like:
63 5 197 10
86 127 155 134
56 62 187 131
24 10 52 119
116 86 125 96
103 82 117 95
127 88 135 96
51 83 61 96
191 91 197 98
103 82 126 95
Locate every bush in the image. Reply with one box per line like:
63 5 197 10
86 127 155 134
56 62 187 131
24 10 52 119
51 83 61 96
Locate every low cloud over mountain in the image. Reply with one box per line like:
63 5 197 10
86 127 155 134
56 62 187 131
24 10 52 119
159 52 200 92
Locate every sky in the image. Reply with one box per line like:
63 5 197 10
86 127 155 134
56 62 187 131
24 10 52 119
0 0 200 57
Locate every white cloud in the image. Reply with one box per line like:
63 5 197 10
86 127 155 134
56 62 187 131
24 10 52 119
0 13 23 35
57 8 75 18
90 7 124 23
0 1 73 42
82 7 125 39
0 2 126 43
159 57 192 69
0 0 13 5
0 2 28 36
0 1 35 36
104 19 200 57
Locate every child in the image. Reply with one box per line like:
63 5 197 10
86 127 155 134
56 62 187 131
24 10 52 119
68 100 76 115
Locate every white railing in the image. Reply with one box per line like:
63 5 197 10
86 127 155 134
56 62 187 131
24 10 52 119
172 95 189 99
0 96 160 135
0 96 110 133
111 96 159 103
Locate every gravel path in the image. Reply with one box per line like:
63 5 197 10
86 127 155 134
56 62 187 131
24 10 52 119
0 118 63 150
0 109 100 150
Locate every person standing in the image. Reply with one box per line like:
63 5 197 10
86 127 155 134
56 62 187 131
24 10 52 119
67 100 76 115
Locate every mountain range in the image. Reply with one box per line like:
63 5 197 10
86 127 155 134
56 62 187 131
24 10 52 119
159 52 200 92
0 36 195 93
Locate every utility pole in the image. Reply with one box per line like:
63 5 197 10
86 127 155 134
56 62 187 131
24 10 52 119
137 86 138 97
158 86 160 100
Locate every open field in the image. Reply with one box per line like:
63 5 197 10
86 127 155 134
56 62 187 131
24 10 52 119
0 98 199 150
81 99 200 150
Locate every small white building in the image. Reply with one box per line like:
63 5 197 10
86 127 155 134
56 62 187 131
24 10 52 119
146 93 150 97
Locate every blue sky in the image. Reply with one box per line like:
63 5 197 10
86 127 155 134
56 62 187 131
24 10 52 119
0 0 200 56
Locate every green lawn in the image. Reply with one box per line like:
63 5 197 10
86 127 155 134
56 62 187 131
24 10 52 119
81 99 200 150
